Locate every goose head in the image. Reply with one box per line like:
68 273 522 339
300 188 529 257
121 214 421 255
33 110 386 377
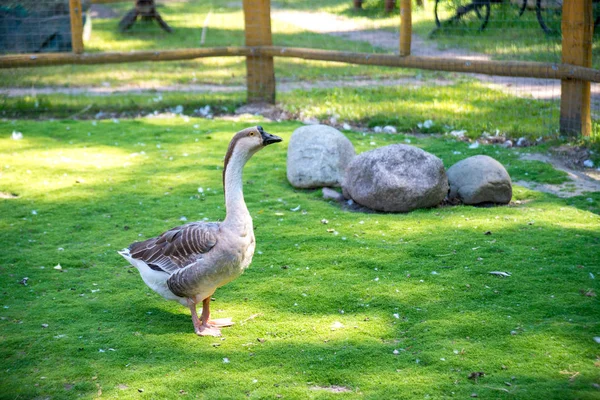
224 126 282 164
223 126 282 187
234 125 281 152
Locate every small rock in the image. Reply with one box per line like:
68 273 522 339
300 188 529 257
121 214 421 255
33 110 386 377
287 125 355 189
383 125 397 134
322 187 344 202
449 130 466 138
593 337 600 344
502 140 513 148
373 126 383 133
583 159 594 168
468 371 485 381
468 141 480 149
516 137 530 147
446 155 512 205
510 330 518 335
418 120 433 129
41 323 49 328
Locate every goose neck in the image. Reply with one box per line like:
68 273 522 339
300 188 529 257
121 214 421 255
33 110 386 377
222 147 252 229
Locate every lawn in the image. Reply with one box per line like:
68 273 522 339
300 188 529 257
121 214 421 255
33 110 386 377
1 80 569 139
1 118 599 399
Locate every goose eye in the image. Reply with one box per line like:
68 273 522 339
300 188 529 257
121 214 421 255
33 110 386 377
249 132 255 136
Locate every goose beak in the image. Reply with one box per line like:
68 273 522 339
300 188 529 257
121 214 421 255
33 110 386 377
258 126 282 146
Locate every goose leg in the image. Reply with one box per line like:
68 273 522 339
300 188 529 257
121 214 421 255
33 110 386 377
188 298 220 337
202 297 234 328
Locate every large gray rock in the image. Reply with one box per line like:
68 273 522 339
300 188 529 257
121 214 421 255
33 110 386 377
342 144 448 212
447 155 512 205
287 125 355 188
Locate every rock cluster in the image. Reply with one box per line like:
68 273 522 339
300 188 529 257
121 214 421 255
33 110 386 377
286 125 512 212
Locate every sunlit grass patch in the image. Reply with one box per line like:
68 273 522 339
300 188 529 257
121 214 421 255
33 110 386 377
279 82 561 138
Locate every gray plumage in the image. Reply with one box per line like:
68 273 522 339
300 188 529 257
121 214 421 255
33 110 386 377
119 126 282 336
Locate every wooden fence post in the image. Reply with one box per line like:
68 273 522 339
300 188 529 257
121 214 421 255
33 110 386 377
69 0 84 54
243 0 276 104
400 0 412 56
559 0 593 136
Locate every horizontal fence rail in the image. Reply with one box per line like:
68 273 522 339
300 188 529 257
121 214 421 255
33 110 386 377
1 46 599 84
1 0 597 136
0 48 251 68
260 47 600 84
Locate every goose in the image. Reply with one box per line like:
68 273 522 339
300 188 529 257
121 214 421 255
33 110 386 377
119 126 282 336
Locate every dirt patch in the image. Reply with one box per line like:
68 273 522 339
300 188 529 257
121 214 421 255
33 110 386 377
1 77 452 98
0 192 19 199
549 145 596 169
310 385 352 393
234 102 291 121
518 152 600 197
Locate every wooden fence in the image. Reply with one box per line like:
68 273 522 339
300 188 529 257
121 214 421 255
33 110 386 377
0 0 596 136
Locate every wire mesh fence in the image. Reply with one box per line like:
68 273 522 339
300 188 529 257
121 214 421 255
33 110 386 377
0 0 597 137
0 0 92 53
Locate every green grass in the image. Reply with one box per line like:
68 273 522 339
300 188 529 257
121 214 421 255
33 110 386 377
1 118 599 399
279 82 564 138
0 91 245 119
0 80 581 139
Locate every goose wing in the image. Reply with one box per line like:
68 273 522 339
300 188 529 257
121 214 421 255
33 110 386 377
127 222 219 275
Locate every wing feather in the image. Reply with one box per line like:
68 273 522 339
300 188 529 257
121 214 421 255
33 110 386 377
128 222 219 275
